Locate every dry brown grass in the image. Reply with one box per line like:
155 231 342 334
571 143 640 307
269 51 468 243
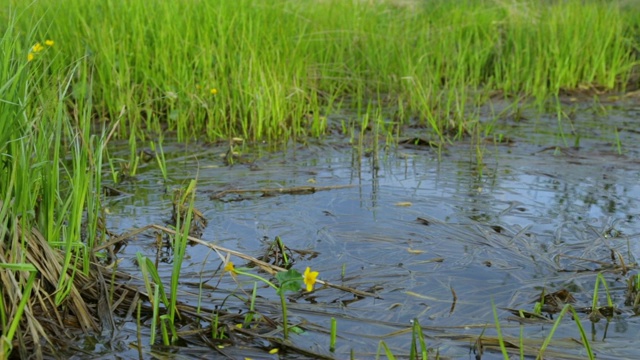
0 221 131 358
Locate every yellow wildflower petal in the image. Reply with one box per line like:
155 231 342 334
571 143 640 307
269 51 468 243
210 88 218 95
32 43 44 53
269 348 279 354
303 267 319 292
27 53 34 62
45 40 54 46
224 261 235 273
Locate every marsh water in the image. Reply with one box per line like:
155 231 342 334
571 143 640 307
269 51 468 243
97 101 640 359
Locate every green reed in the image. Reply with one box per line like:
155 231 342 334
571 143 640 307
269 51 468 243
0 16 108 356
168 180 197 339
330 317 337 352
538 305 594 360
3 0 637 145
0 23 33 356
376 340 397 360
410 318 429 359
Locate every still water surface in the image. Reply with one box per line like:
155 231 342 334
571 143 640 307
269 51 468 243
102 106 640 359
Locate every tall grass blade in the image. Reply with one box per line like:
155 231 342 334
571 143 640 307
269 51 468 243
376 340 397 360
537 304 594 360
491 299 510 359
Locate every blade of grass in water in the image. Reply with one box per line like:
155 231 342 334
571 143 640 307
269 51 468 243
376 341 397 360
492 298 510 359
537 304 594 360
168 180 197 342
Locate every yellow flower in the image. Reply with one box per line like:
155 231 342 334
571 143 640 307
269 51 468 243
27 53 34 62
210 88 218 95
224 261 235 273
32 43 44 53
303 267 319 292
268 348 279 354
45 40 54 47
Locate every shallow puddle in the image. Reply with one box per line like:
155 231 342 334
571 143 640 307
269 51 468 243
97 103 640 359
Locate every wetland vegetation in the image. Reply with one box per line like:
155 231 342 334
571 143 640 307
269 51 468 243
1 0 640 358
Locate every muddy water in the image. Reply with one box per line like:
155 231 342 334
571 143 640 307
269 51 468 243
100 105 640 359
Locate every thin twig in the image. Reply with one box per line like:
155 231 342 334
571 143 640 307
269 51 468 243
103 224 380 299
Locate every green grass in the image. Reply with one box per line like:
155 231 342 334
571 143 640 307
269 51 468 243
3 0 639 145
0 15 107 356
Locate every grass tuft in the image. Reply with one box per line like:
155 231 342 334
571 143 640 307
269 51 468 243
2 0 638 144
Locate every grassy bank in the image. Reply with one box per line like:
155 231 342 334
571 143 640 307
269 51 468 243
0 20 106 356
1 0 640 358
4 0 639 143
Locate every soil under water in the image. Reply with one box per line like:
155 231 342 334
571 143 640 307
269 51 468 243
93 100 640 359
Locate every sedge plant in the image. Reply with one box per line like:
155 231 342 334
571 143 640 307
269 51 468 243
589 272 615 323
0 9 117 354
5 0 637 146
537 304 594 360
135 180 198 345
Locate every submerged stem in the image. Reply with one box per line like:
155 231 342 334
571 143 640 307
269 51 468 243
280 291 289 339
